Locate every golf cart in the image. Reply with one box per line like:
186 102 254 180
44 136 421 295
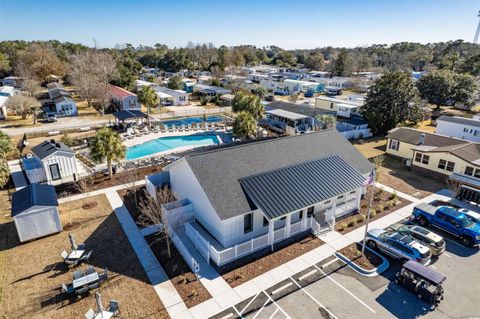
395 260 446 308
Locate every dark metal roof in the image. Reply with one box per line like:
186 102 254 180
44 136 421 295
437 115 480 128
267 101 330 118
113 110 147 121
11 184 58 217
31 140 74 160
184 129 373 220
239 155 365 219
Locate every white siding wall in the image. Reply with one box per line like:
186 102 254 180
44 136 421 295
55 100 78 115
41 152 78 184
122 96 140 110
221 209 268 247
166 159 226 245
14 206 62 242
436 120 480 143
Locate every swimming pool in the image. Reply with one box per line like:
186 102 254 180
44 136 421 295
162 115 223 127
126 134 220 160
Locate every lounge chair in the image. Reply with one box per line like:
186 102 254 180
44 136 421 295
89 282 100 290
73 270 83 280
99 268 109 282
85 308 95 319
61 282 75 295
85 266 95 275
108 300 120 315
80 250 93 263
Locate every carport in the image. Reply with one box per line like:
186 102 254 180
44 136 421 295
449 173 480 204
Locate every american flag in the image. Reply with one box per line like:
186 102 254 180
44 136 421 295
364 170 375 186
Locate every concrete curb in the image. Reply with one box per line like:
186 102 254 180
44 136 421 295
335 244 390 277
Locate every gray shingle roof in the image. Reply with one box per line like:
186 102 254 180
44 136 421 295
31 140 74 160
11 184 58 217
387 127 465 148
437 115 480 128
184 129 373 220
239 155 365 220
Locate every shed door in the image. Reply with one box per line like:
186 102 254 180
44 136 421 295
15 209 61 242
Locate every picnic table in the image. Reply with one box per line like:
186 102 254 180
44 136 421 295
73 272 99 289
94 311 114 319
68 249 85 260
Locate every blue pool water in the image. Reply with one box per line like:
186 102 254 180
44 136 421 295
162 115 223 127
126 134 220 160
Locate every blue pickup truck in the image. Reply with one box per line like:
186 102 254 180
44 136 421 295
412 203 480 247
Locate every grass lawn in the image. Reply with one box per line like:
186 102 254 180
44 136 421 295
351 136 387 159
0 194 168 319
413 119 436 133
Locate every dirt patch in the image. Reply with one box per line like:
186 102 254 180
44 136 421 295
335 186 412 234
222 235 324 288
56 165 165 198
81 201 98 210
146 235 212 308
378 157 445 198
0 195 168 319
338 242 382 270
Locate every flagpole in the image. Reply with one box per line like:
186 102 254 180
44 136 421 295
362 170 376 255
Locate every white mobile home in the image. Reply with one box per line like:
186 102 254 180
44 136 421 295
315 96 362 118
11 184 62 242
148 130 372 267
436 115 480 143
23 140 79 185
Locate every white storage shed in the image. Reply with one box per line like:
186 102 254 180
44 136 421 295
11 184 62 242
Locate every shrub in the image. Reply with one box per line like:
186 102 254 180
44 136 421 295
339 222 348 231
361 203 368 209
357 214 366 223
377 187 384 196
376 205 384 213
348 219 357 227
370 209 377 218
390 191 398 201
178 274 188 285
200 96 209 105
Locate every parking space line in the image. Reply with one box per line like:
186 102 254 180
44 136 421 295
443 252 452 258
313 264 377 314
430 265 437 269
239 292 260 315
297 268 318 281
290 276 338 319
320 257 339 268
251 298 272 319
232 305 244 319
271 282 293 295
265 294 291 319
268 308 280 319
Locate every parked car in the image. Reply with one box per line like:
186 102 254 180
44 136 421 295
412 203 480 247
366 229 432 265
45 113 57 122
389 223 445 256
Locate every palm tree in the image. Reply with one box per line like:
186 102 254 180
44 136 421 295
137 85 159 127
89 127 126 179
0 131 14 160
233 111 256 140
232 91 264 137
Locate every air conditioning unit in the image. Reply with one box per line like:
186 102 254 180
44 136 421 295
402 158 412 167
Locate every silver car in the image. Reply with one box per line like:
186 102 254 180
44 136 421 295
389 223 445 256
366 229 432 265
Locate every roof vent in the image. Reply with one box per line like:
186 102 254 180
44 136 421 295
55 143 61 148
50 139 55 144
419 133 425 145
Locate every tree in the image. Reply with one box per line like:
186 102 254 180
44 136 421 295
137 85 159 127
166 75 184 90
233 111 256 139
305 52 324 71
252 86 267 99
0 131 14 159
15 43 65 82
231 91 264 121
89 128 126 179
315 114 336 129
416 70 455 109
273 51 296 67
361 71 422 135
139 188 174 259
331 49 353 76
5 93 39 119
452 73 477 107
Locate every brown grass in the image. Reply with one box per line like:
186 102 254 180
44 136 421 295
0 194 168 319
351 136 387 159
222 235 324 288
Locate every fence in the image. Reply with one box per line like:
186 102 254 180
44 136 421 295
154 107 233 120
340 128 373 140
170 226 199 274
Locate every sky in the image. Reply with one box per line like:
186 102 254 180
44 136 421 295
0 0 479 49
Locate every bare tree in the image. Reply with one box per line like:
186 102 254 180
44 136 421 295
16 62 41 98
75 176 94 199
124 168 140 207
69 51 117 114
139 188 175 259
6 93 39 119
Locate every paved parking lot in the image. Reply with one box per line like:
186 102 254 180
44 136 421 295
210 196 480 319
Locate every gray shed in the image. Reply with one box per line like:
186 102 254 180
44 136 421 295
11 184 62 242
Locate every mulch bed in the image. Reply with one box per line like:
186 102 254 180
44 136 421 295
146 234 212 308
118 186 149 225
335 186 412 234
221 235 324 288
338 242 382 270
56 165 165 198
